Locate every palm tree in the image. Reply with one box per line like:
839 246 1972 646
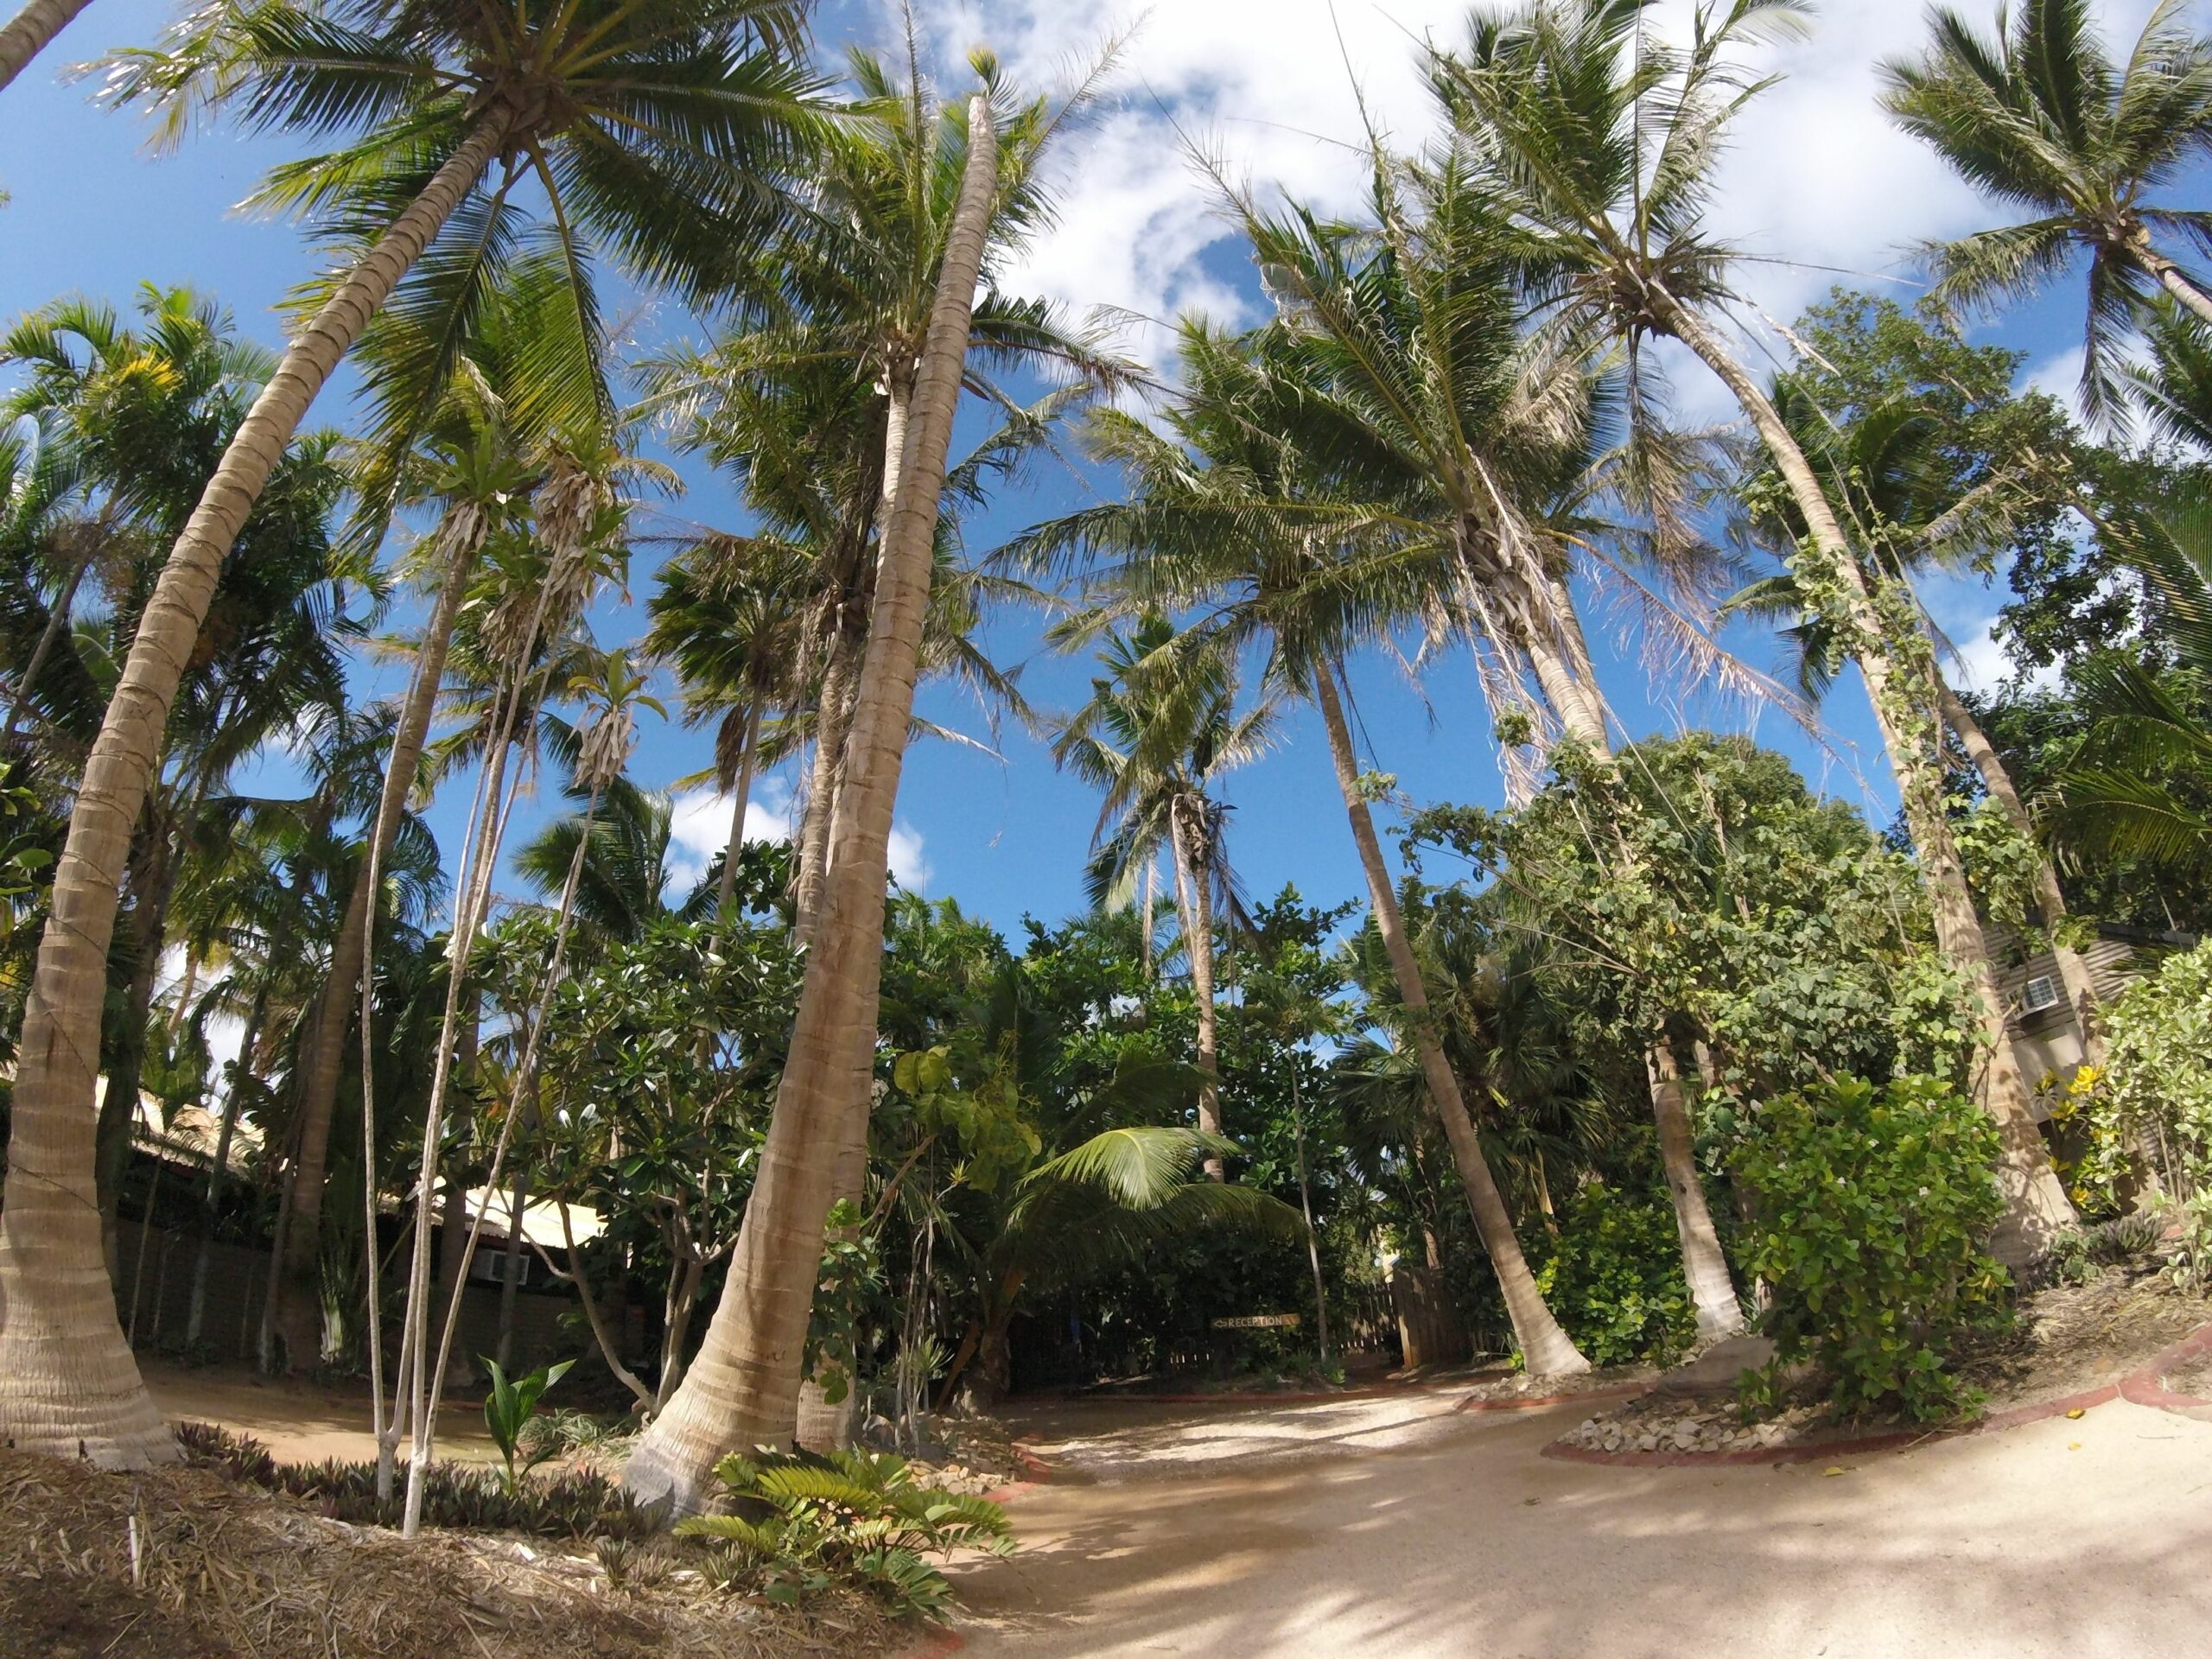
1054 615 1273 1179
1434 0 2077 1260
620 73 1003 1517
2050 490 2212 869
1726 376 2109 1058
1881 0 2212 418
0 0 91 95
0 0 818 1465
266 267 594 1373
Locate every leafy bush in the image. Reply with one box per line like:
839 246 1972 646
1728 1075 2012 1421
1528 1181 1697 1366
2081 942 2212 1288
676 1447 1013 1618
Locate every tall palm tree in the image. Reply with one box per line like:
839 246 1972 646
0 0 818 1465
1726 377 2108 1058
1054 615 1273 1179
621 73 1003 1517
1882 0 2212 418
1434 0 2077 1260
0 0 90 95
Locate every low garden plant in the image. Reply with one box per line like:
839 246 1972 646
675 1446 1014 1618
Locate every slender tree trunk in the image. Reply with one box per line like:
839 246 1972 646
271 518 490 1370
1934 676 2104 1062
184 989 258 1349
124 1152 166 1344
1290 1068 1330 1362
3 531 99 742
1166 804 1225 1178
1656 290 2075 1264
97 840 175 1281
657 1253 705 1408
494 1166 527 1373
1647 1039 1745 1344
622 97 1001 1515
548 1202 653 1409
1313 663 1588 1375
714 702 762 923
0 0 89 93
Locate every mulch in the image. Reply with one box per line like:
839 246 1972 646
0 1446 898 1659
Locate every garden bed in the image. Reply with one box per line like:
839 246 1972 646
1553 1271 2212 1461
0 1444 899 1659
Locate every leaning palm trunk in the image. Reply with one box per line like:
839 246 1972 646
0 0 89 92
0 111 518 1468
622 95 1000 1516
791 634 859 945
271 513 492 1370
1933 675 2103 1064
1656 289 2075 1262
2137 244 2212 329
713 702 763 923
1313 662 1588 1376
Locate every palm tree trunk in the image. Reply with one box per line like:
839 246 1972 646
1647 1039 1745 1344
1656 289 2076 1264
791 635 858 945
271 519 488 1370
621 96 1001 1516
714 702 762 922
0 0 89 92
1169 810 1226 1179
1516 590 1748 1331
0 108 518 1467
2140 249 2212 329
1313 662 1588 1376
1933 675 2103 1062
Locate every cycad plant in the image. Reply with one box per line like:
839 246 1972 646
1882 0 2212 418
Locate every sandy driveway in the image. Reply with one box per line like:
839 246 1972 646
142 1358 500 1462
948 1386 2212 1658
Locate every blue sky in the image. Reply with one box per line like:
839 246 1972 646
0 0 2164 946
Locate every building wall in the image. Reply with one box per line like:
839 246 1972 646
111 1221 581 1376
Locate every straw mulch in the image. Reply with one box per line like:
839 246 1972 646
0 1446 899 1659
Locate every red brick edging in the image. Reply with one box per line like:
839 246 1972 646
2119 1320 2212 1414
1542 1317 2212 1467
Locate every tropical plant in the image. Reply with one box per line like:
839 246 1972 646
1054 614 1273 1176
0 0 819 1465
1880 0 2212 417
1732 1075 2012 1422
675 1447 1014 1618
2088 941 2212 1288
621 66 1004 1516
1433 0 2077 1260
481 1356 575 1492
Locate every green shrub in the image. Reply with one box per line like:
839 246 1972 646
1529 1181 1697 1366
677 1447 1013 1618
1728 1074 2012 1421
2081 941 2212 1288
482 1356 574 1491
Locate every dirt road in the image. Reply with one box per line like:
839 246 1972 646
948 1386 2212 1658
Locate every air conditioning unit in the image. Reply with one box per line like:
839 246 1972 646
468 1250 529 1288
2020 974 2062 1015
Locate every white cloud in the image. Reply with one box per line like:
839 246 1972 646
898 0 2162 406
664 778 931 893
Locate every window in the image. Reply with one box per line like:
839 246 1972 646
2021 974 2062 1015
